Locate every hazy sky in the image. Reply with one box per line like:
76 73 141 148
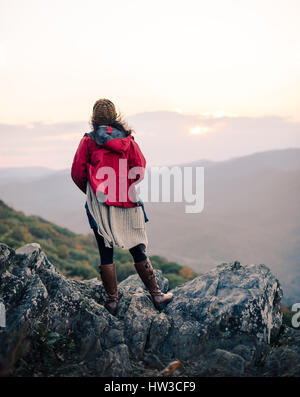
1 0 300 124
1 113 300 168
1 0 300 169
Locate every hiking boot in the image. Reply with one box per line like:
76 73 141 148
134 258 174 310
99 263 118 315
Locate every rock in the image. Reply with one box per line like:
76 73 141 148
0 242 289 377
262 326 300 376
198 349 246 377
0 243 131 376
143 351 164 370
182 348 248 377
152 261 283 361
0 244 17 273
232 344 256 363
117 271 169 360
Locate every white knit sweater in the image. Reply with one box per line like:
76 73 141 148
86 182 148 249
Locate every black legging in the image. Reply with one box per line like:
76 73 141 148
92 227 147 265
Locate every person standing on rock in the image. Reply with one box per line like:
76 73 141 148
71 99 173 315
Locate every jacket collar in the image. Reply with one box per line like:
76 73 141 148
86 125 132 154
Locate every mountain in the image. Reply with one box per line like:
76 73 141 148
0 148 299 303
0 167 56 186
0 169 84 232
0 199 195 287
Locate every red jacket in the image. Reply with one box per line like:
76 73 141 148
71 126 146 207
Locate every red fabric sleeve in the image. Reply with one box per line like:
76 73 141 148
128 139 146 183
71 136 90 193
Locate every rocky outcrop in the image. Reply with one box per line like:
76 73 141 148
0 242 298 377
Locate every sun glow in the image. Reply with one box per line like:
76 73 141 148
174 108 182 113
190 126 210 135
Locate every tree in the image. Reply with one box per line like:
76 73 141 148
179 266 196 280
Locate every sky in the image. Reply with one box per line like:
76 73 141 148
1 113 300 168
0 0 300 167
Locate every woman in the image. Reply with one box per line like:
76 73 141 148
71 98 173 315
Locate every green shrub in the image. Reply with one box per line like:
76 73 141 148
160 261 182 275
28 224 53 239
164 273 187 289
116 262 136 281
69 250 89 261
114 248 132 264
0 223 7 234
149 255 168 268
63 262 98 279
0 199 197 285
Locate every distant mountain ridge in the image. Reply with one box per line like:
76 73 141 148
0 166 56 186
0 148 299 304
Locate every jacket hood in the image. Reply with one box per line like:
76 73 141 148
86 125 132 154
